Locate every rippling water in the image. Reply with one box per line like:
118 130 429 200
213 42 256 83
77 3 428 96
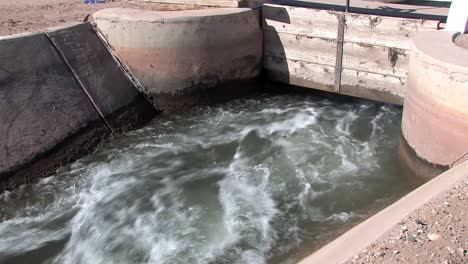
0 93 426 264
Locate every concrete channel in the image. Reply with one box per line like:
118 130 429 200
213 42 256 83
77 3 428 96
0 0 467 263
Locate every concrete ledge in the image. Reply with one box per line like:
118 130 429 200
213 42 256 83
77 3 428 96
402 31 468 166
0 23 157 191
93 7 263 110
298 159 468 264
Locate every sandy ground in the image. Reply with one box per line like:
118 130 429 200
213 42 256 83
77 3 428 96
0 0 200 36
455 34 468 50
348 176 468 264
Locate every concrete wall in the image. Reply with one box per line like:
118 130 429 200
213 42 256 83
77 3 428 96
93 8 263 110
263 3 440 105
0 23 156 191
402 31 468 167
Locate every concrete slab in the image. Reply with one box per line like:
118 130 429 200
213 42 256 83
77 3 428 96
46 22 156 131
0 32 106 187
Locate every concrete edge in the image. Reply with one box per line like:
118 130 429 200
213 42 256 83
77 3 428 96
298 160 468 264
92 7 254 22
411 31 468 73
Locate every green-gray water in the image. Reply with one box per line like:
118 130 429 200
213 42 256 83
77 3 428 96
0 93 426 264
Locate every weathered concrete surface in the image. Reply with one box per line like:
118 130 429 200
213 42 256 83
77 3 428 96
46 22 156 132
263 3 439 105
299 159 468 264
402 31 468 167
93 8 263 110
0 32 107 189
0 24 157 191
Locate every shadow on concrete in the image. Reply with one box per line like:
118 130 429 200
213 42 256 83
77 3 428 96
262 4 291 90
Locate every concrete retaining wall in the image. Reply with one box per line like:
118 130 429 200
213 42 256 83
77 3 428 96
263 3 440 105
402 31 468 167
92 8 263 110
0 23 156 191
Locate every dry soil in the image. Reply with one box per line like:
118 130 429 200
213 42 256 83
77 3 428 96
348 176 468 264
0 0 200 36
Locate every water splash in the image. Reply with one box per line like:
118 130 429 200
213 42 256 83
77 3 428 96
0 94 424 264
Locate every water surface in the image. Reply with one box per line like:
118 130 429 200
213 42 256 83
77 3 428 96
0 93 425 264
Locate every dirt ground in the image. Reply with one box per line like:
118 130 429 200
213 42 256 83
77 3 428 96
348 176 468 264
455 34 468 50
0 0 201 36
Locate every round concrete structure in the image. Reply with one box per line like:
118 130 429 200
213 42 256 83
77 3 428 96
93 8 263 110
402 31 468 167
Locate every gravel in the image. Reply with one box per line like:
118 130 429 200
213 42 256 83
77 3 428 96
347 177 468 264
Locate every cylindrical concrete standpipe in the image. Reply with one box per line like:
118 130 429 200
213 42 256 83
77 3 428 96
93 8 263 110
402 31 468 167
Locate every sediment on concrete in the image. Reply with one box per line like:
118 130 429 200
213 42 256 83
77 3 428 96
402 31 468 167
262 3 441 105
0 23 157 191
93 7 263 110
298 160 468 264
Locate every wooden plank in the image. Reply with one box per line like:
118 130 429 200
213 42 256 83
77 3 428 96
344 13 439 49
264 31 408 78
341 68 405 105
343 42 408 78
263 31 337 67
263 4 438 49
265 56 405 105
264 56 337 92
263 4 338 40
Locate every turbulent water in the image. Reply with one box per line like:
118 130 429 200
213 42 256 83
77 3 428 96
0 93 425 264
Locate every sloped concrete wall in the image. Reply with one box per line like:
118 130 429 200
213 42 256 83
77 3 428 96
46 23 156 131
402 31 468 167
0 23 156 190
93 8 263 110
263 3 440 105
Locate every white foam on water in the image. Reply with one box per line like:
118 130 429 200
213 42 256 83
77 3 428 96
0 94 414 264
